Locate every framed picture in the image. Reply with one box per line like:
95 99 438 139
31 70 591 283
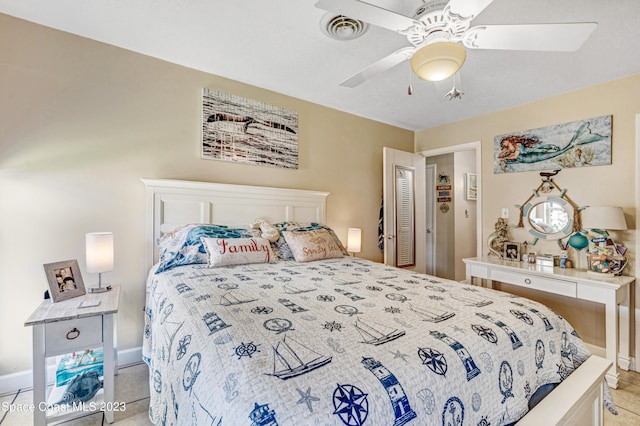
465 173 477 201
504 242 521 261
43 259 86 302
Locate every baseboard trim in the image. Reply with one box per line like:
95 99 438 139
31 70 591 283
0 346 142 396
584 343 605 358
583 343 638 374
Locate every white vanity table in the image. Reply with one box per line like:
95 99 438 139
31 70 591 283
463 256 633 389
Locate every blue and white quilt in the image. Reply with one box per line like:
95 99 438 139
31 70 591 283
143 257 605 425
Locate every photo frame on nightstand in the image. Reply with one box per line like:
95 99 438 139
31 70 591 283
43 259 86 302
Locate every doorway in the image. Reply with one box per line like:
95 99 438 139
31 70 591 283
419 142 482 281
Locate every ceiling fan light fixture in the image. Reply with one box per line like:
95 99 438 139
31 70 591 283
410 41 466 82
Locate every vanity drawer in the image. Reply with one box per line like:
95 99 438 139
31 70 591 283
45 316 103 355
468 264 490 279
491 269 577 298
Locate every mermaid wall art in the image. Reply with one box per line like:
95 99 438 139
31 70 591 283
494 115 611 173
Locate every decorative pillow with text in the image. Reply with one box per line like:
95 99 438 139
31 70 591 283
282 229 346 262
272 222 349 260
201 237 275 267
155 224 261 273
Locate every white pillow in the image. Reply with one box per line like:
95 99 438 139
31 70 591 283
201 237 275 267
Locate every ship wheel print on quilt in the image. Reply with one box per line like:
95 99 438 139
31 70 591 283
234 342 261 359
251 306 274 315
332 383 369 426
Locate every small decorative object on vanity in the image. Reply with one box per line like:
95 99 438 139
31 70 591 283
488 218 510 258
582 206 628 278
536 254 559 269
86 232 114 293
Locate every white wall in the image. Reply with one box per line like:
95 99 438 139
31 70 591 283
453 150 477 281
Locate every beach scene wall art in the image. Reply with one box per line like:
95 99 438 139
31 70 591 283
202 88 298 169
494 115 612 174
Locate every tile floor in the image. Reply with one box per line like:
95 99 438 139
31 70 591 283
1 363 638 424
0 363 152 425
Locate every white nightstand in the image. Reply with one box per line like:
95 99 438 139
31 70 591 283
24 285 120 425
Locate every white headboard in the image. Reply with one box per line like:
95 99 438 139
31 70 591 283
142 178 329 271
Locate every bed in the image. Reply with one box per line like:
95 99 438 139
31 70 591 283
141 178 614 425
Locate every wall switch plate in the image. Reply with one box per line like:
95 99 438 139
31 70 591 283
501 208 509 219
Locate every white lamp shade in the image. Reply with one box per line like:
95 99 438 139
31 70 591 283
582 206 627 230
86 232 114 273
410 41 466 82
347 228 362 253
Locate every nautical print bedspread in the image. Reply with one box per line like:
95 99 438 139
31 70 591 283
143 257 597 425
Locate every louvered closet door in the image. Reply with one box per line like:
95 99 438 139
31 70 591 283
395 166 415 267
382 147 426 273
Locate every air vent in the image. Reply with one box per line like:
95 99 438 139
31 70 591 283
320 13 369 40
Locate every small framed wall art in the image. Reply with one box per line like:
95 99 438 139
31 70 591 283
43 259 86 302
465 173 477 201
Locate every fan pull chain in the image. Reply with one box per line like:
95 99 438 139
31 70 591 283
407 65 413 95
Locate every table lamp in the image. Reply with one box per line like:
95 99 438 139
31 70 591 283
86 232 114 292
347 228 361 257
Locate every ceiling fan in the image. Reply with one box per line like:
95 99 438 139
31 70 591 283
315 0 597 87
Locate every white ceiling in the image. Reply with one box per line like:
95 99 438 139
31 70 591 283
1 0 639 131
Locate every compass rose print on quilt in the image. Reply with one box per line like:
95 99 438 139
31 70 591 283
144 243 615 425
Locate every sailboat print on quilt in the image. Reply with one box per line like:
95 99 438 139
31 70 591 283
354 318 405 345
267 335 332 380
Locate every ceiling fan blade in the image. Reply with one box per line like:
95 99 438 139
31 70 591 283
447 0 495 19
463 23 598 51
339 47 416 87
315 0 422 33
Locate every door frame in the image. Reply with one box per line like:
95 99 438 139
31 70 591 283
634 113 639 372
418 141 482 258
425 163 436 275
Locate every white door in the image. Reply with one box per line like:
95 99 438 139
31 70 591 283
383 147 426 273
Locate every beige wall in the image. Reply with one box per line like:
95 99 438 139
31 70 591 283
415 74 640 348
453 150 477 281
0 14 413 376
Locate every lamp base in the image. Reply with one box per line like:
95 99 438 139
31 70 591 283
89 285 112 293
